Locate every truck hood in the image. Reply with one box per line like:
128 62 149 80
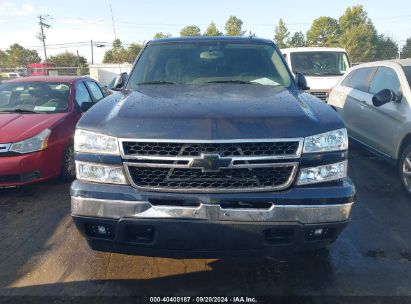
0 113 67 143
78 84 344 140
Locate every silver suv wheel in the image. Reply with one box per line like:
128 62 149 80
402 151 411 193
400 144 411 195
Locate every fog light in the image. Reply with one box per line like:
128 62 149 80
306 227 336 241
85 223 115 239
314 228 324 236
97 226 107 234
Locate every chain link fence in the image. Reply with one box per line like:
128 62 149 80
0 66 90 83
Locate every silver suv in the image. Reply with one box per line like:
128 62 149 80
329 59 411 195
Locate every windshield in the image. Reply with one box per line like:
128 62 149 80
126 42 292 89
403 66 411 88
290 51 350 76
0 82 70 114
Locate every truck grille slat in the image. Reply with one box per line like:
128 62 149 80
310 91 328 101
127 166 295 191
122 141 300 157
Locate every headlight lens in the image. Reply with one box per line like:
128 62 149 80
297 161 347 185
74 129 119 155
76 161 127 184
303 128 348 153
9 129 51 154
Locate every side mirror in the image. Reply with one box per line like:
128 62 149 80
295 72 310 90
80 101 94 112
372 89 401 107
111 72 128 91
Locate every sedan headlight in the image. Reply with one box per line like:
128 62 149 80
297 161 347 185
74 129 119 155
9 129 51 154
76 161 127 184
303 128 348 153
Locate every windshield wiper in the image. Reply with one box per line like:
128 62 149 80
206 80 254 84
308 72 343 76
138 81 176 85
2 108 43 114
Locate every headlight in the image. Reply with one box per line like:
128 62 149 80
76 161 127 184
303 128 348 153
9 129 51 154
297 161 347 185
74 129 119 155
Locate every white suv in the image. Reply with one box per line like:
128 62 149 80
328 59 411 194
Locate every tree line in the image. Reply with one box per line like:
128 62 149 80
273 5 405 63
1 5 411 67
0 44 88 68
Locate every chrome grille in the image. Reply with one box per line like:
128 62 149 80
120 138 303 193
310 91 328 101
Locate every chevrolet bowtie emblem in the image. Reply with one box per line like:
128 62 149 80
189 154 232 172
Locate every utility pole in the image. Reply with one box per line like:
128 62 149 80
90 40 94 64
110 4 117 40
38 15 51 63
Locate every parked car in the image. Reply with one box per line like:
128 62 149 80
71 37 355 258
281 47 351 101
0 76 107 187
328 59 411 195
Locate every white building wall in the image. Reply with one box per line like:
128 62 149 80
89 63 132 86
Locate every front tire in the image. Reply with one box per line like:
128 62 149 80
399 144 411 196
61 143 75 181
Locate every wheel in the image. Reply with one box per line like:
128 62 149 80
399 144 411 195
61 143 75 181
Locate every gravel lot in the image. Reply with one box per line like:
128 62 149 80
0 145 410 297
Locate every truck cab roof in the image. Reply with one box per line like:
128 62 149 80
149 36 274 45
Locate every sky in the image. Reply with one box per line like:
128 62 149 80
0 0 410 63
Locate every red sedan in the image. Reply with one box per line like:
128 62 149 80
0 76 106 187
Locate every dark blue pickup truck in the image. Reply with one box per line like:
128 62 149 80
71 37 355 258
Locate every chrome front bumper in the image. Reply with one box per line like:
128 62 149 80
71 196 353 224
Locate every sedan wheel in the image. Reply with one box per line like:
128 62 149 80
61 144 75 180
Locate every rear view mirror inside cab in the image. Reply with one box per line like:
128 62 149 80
200 50 224 60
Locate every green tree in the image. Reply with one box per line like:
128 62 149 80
274 19 290 48
306 17 340 47
127 43 143 62
48 51 87 67
103 39 123 63
0 50 7 67
401 38 411 58
103 39 138 64
204 21 223 36
180 25 201 37
374 34 398 60
5 44 41 67
225 16 246 36
288 31 306 47
339 5 377 62
153 32 172 39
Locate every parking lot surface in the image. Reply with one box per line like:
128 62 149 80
0 145 410 296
